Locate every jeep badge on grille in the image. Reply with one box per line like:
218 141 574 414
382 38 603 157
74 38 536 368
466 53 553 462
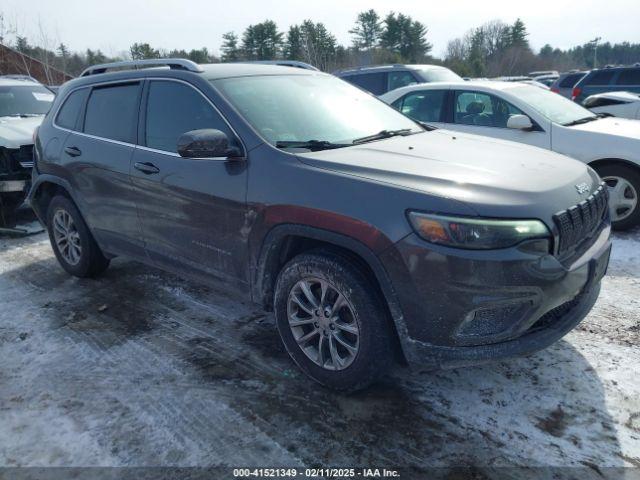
575 182 590 194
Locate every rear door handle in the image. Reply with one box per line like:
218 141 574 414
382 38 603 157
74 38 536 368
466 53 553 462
64 146 82 157
134 162 160 175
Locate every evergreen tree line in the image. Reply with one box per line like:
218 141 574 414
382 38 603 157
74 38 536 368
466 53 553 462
443 19 640 77
4 10 639 78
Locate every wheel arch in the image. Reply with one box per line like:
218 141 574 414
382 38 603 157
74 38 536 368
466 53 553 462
28 175 78 224
588 157 640 174
253 224 409 362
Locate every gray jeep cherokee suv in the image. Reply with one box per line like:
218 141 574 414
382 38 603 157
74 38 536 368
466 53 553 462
29 59 612 391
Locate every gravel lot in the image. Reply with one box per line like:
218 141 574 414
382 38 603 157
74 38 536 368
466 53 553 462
0 210 639 478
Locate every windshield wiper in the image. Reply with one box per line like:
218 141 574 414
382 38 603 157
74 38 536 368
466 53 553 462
563 116 599 127
352 128 415 145
275 140 350 151
417 121 438 131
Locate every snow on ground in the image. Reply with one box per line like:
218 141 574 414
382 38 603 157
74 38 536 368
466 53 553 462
0 212 638 477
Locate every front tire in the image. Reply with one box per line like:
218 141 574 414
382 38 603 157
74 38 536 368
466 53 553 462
274 250 393 391
595 164 640 231
46 195 110 277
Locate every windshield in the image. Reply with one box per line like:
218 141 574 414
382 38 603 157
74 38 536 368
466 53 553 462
509 85 597 125
0 85 54 117
213 74 421 147
419 68 463 83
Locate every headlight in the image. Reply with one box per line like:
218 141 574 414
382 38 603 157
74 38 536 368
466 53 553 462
407 212 550 250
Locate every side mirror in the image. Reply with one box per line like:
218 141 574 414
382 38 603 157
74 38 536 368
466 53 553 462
506 114 534 131
177 129 241 159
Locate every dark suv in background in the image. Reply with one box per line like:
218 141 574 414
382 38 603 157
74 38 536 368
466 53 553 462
572 65 640 103
550 71 587 98
30 59 611 391
334 64 463 96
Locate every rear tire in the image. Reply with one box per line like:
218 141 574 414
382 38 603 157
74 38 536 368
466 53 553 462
595 164 640 231
274 250 393 392
46 195 110 277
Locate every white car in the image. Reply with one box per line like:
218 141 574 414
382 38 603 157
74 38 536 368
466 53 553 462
532 74 559 87
381 81 640 230
583 92 640 120
0 77 54 222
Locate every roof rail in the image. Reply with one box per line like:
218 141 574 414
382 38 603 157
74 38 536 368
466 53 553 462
80 58 204 77
240 60 320 71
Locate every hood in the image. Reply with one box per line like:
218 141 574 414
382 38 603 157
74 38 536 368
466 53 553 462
296 129 599 220
0 116 44 149
568 116 640 140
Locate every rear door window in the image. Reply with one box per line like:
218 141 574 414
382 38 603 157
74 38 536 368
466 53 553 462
84 83 141 143
144 80 235 153
56 88 88 130
395 90 446 123
584 70 615 86
617 68 640 86
345 73 388 95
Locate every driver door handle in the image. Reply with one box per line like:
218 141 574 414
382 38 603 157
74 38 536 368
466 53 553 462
64 146 82 157
134 162 160 175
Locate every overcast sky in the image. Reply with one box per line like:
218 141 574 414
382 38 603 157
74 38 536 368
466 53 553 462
2 0 639 58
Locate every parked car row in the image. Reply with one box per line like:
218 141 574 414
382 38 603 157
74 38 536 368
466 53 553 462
0 76 54 225
571 65 640 103
20 58 614 391
329 62 640 231
528 70 559 87
334 64 464 95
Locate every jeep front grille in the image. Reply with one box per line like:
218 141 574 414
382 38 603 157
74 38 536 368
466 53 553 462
553 183 608 257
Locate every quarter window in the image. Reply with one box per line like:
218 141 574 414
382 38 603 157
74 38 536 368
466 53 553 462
56 89 88 130
617 68 640 85
145 81 234 154
84 83 140 143
396 90 446 123
454 91 525 128
584 70 615 86
345 73 387 95
388 71 417 91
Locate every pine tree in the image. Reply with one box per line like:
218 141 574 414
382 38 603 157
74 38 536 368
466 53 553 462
349 9 382 51
380 13 432 62
285 25 304 60
86 49 107 65
57 43 70 72
299 20 337 71
188 48 210 63
129 43 160 60
241 20 283 60
221 32 241 61
15 36 30 53
509 18 529 48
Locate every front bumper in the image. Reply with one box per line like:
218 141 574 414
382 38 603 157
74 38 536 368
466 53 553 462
379 223 611 368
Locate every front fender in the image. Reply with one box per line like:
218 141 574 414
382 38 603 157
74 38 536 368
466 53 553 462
252 221 413 362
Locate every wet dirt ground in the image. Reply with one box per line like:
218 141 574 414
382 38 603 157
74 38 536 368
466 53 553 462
0 210 639 478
